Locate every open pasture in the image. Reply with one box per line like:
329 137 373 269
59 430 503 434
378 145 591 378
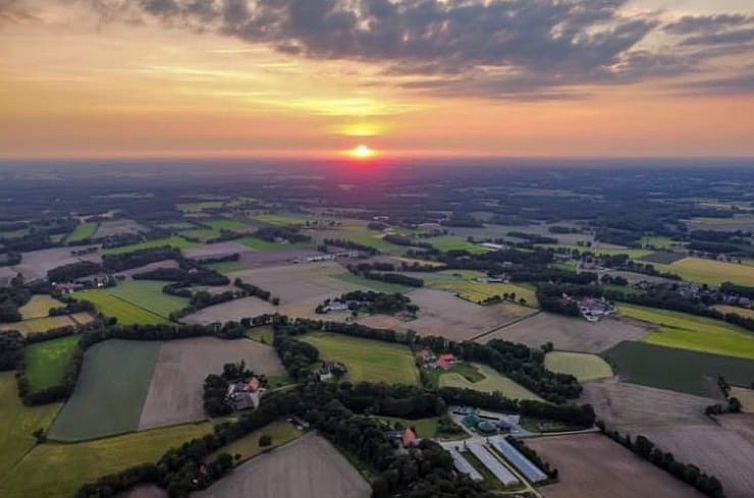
300 332 420 385
438 363 543 402
423 270 538 305
1 422 213 498
102 237 195 255
425 235 489 254
177 227 221 242
482 312 650 353
686 215 754 232
580 378 715 430
19 294 65 319
104 280 188 318
204 218 252 231
205 420 301 464
24 335 80 393
237 236 316 251
658 257 754 287
74 289 170 325
49 339 161 441
182 241 251 259
194 434 371 498
66 222 98 243
525 433 705 498
618 303 754 360
0 373 61 478
544 351 613 381
603 341 754 397
138 337 285 429
537 243 651 259
638 251 686 264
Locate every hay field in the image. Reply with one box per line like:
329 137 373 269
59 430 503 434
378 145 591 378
714 305 754 320
0 314 81 335
206 420 301 463
580 379 715 430
66 223 98 243
300 332 420 385
102 237 195 255
618 303 754 360
438 363 543 402
730 386 754 412
19 295 65 319
423 270 538 305
49 340 161 441
0 373 61 478
658 257 754 287
1 422 213 498
24 335 80 393
194 434 371 498
138 337 285 429
74 290 169 325
484 312 649 353
544 351 613 381
104 280 188 318
604 341 754 397
525 433 706 498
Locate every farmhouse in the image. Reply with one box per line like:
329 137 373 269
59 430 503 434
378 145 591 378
437 353 457 370
317 361 345 381
578 297 615 322
225 377 265 411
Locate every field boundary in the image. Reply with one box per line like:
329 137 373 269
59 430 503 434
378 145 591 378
470 311 543 342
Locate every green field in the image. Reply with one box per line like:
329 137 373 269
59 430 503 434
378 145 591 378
374 416 440 438
73 289 170 325
640 236 684 250
427 236 489 254
245 325 274 345
66 223 98 243
24 335 80 393
204 218 251 231
101 237 196 255
544 351 613 381
618 303 754 360
438 363 544 402
207 260 247 273
332 272 411 294
176 201 224 212
48 340 161 441
178 228 221 241
654 257 754 287
237 236 316 251
105 280 188 318
0 373 61 478
19 295 65 319
299 332 420 385
250 213 319 226
424 271 538 305
639 251 686 264
603 341 754 397
206 420 301 464
1 422 213 498
0 314 84 335
539 243 651 259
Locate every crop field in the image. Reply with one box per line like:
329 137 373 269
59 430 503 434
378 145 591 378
1 422 213 498
66 222 98 242
250 213 319 225
176 200 224 212
300 332 420 385
426 236 490 254
101 236 196 255
246 325 274 344
438 363 543 402
686 216 754 232
655 257 754 287
425 273 538 306
538 243 651 259
9 246 102 282
49 340 161 441
24 335 80 393
603 341 754 397
237 236 316 251
713 305 754 320
526 433 706 498
206 420 301 464
618 303 754 360
104 280 188 318
74 289 170 325
639 421 754 498
483 312 650 353
544 351 613 381
182 296 277 325
206 259 248 273
194 434 371 498
580 378 715 429
18 294 65 319
729 386 754 412
638 251 686 264
204 218 252 231
0 314 80 335
331 271 411 293
640 236 684 250
0 373 61 478
138 337 285 429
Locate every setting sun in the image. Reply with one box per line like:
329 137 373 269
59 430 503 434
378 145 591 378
349 144 376 159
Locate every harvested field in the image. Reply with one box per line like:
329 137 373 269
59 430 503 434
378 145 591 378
10 246 101 282
730 386 754 412
19 295 65 319
526 433 705 498
182 296 277 325
604 341 754 397
93 219 148 239
49 340 160 441
24 335 80 393
544 351 613 382
662 257 754 287
237 248 322 268
300 332 420 385
439 363 543 402
113 259 179 278
713 304 754 320
182 241 251 259
138 337 284 429
483 312 649 353
193 434 371 498
0 314 79 335
580 379 715 430
639 421 754 498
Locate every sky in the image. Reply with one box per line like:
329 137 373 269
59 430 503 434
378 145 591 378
1 0 753 160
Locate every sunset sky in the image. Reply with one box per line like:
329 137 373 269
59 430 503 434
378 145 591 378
1 0 753 159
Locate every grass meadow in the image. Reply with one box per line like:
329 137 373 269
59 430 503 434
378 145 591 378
544 351 613 382
101 237 196 255
66 223 98 243
438 363 543 402
74 289 172 325
24 335 80 393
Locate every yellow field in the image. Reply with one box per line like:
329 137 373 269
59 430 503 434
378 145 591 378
544 351 613 382
729 386 754 413
19 295 65 320
713 305 754 320
424 270 538 306
439 363 543 402
0 315 76 335
657 257 754 287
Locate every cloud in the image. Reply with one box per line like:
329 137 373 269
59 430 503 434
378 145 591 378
0 0 36 25
664 14 753 35
679 71 754 95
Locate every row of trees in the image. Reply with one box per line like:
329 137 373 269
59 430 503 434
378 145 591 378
322 238 379 255
317 290 418 315
234 278 280 305
0 285 31 322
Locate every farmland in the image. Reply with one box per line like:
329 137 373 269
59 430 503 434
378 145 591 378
74 289 170 325
713 304 754 320
654 257 754 287
423 270 538 305
729 386 754 412
19 294 65 319
425 236 489 254
603 341 754 397
23 335 80 393
194 434 371 498
182 295 276 325
237 236 316 251
0 313 90 335
332 271 411 293
483 312 650 353
299 332 420 385
438 362 543 402
49 340 161 441
101 237 196 255
66 222 98 243
638 251 686 264
526 433 706 498
544 351 613 382
102 280 188 318
205 420 302 463
618 303 754 360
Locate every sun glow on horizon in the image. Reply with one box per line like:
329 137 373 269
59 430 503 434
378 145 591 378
348 144 376 159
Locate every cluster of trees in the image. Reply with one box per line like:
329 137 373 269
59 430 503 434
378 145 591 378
203 361 262 416
507 231 558 244
133 267 229 286
102 247 182 272
274 316 411 345
254 226 310 244
0 330 23 370
481 293 528 306
598 423 725 498
274 336 319 380
48 298 95 316
0 251 21 267
317 290 417 315
191 253 239 266
0 285 31 322
322 238 379 255
536 285 583 317
505 436 558 479
47 261 102 282
169 290 245 320
234 278 279 305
